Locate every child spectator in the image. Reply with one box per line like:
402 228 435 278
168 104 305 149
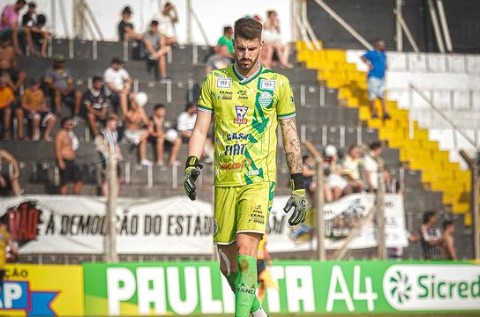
103 57 131 116
150 103 181 166
81 76 108 137
0 74 14 139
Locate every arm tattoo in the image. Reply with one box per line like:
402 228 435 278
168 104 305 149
280 118 303 174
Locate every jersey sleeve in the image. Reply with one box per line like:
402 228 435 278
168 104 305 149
362 50 373 62
197 73 214 113
276 75 296 120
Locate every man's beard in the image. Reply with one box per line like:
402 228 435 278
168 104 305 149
235 54 259 73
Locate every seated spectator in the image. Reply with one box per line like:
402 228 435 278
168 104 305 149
20 1 38 56
302 154 318 199
104 57 131 116
0 147 21 196
151 2 178 46
205 44 233 74
143 20 171 82
123 92 153 166
261 10 293 69
118 6 142 42
341 145 364 193
16 78 56 141
0 34 26 92
363 141 382 193
177 102 214 163
0 74 14 139
384 168 401 194
23 10 51 58
323 144 351 201
95 113 122 197
43 55 82 115
150 103 181 166
54 117 83 195
0 0 26 55
81 76 108 137
216 26 234 57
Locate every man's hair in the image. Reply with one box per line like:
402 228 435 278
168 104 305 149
107 113 118 122
36 14 46 26
223 26 233 34
234 18 262 41
92 76 103 83
111 57 124 65
185 102 196 111
422 210 436 224
442 220 454 230
369 141 382 151
61 116 73 127
17 0 26 5
28 1 36 8
150 20 159 27
154 103 165 110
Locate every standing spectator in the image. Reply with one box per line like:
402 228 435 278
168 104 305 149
361 39 390 119
0 147 21 196
95 113 122 197
0 0 26 55
419 210 443 260
81 76 108 137
104 57 131 116
43 55 82 115
152 1 178 45
441 220 457 260
117 6 142 42
0 34 26 92
0 74 14 139
363 141 382 193
216 26 234 57
16 78 56 141
143 20 171 82
342 144 364 193
150 103 181 166
54 117 83 195
261 10 292 69
384 168 401 193
123 92 153 166
205 44 233 74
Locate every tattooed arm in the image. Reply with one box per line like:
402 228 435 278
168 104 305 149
279 117 303 175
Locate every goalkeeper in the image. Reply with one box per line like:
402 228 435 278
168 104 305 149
184 17 308 317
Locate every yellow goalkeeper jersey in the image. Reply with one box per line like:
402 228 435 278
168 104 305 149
198 64 296 187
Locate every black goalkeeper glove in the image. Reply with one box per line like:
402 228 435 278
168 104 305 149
184 156 203 201
283 173 308 226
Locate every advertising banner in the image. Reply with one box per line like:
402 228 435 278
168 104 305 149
1 264 84 316
83 261 480 316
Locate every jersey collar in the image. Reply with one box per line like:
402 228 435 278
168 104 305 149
232 63 263 85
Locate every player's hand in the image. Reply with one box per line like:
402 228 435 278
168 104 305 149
184 156 203 201
283 174 308 226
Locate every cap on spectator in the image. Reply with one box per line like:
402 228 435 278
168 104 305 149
28 1 36 8
122 6 132 15
53 55 66 65
111 57 124 65
324 144 337 158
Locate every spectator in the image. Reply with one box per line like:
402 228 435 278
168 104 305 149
0 0 27 55
43 55 82 115
16 78 56 141
118 6 142 42
323 144 350 201
361 39 390 119
54 117 83 195
95 113 122 197
0 147 21 196
342 144 364 193
123 92 153 166
20 1 38 56
261 10 293 69
0 74 14 139
143 20 171 82
23 12 51 58
0 34 26 92
104 57 131 116
363 141 382 193
0 220 13 294
177 102 213 163
441 220 457 260
216 26 234 57
419 210 443 260
81 76 108 137
302 154 317 199
205 44 233 74
151 1 178 46
150 103 181 166
384 168 401 193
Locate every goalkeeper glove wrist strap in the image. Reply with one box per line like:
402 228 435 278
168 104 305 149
185 156 199 169
290 173 305 191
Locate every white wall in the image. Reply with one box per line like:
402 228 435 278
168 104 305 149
17 0 292 45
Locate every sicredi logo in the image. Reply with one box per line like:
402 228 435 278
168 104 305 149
383 265 480 310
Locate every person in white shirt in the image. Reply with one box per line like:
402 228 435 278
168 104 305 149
103 57 132 116
150 2 178 46
363 141 382 192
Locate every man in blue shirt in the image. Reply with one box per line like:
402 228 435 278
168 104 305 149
361 39 390 119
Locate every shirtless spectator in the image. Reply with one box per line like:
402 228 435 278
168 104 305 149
342 144 364 193
150 104 181 166
43 55 82 115
54 117 83 195
104 57 131 116
0 74 14 139
16 78 56 141
151 2 178 45
205 45 232 74
0 147 21 196
123 92 153 166
0 0 26 55
441 220 457 260
261 10 293 69
0 35 26 92
81 76 108 137
143 20 171 82
118 6 142 42
22 4 50 58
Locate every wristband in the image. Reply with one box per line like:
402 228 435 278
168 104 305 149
185 156 199 169
290 173 305 191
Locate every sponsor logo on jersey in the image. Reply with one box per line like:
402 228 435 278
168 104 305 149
219 90 233 100
260 79 276 91
234 105 248 124
220 162 244 170
217 78 232 88
237 89 248 100
226 132 250 141
258 91 273 107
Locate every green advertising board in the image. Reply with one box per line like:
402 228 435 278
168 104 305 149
83 261 480 315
